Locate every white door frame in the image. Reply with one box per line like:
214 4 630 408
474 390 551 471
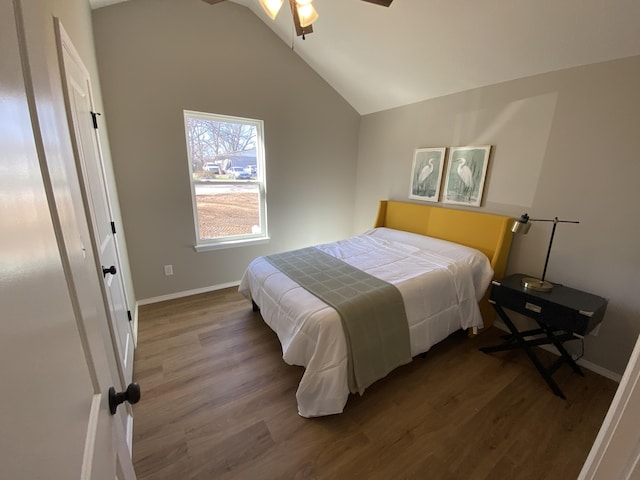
54 18 136 449
55 19 135 383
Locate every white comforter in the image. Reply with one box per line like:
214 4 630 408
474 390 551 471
238 227 494 417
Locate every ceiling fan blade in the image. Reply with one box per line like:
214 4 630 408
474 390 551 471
361 0 393 6
201 0 226 4
289 0 313 37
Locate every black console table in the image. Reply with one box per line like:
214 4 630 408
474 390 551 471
480 273 608 399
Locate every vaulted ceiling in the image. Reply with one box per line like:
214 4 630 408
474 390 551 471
91 0 640 115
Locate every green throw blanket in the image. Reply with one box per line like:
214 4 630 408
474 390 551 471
265 246 412 394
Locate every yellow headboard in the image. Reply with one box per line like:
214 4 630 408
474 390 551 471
374 200 515 331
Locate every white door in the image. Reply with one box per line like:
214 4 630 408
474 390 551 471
0 2 135 478
55 21 134 389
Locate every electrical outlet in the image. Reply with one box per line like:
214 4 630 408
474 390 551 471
164 264 173 276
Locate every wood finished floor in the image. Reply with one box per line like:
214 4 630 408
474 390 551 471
132 288 618 480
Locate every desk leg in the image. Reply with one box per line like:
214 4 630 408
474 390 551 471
481 304 566 399
537 323 584 376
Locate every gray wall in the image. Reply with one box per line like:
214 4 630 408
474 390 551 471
355 56 640 375
92 0 360 300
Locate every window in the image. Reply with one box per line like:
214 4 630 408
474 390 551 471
184 110 268 250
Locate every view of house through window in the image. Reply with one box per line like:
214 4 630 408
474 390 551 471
184 110 267 247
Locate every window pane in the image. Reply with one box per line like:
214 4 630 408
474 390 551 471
185 110 267 247
195 184 261 239
186 117 258 180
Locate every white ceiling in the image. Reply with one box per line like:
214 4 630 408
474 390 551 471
91 0 640 115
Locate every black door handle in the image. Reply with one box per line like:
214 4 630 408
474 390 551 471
109 383 141 415
102 265 117 277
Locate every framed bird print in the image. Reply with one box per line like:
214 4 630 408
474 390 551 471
409 147 446 202
442 145 491 207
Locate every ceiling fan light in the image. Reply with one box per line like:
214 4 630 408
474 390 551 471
259 0 284 20
296 3 318 27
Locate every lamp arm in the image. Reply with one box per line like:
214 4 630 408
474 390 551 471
539 217 579 282
540 220 558 282
512 214 580 288
530 218 580 224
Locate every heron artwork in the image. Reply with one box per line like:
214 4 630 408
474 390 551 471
418 159 434 183
414 158 435 197
442 146 490 207
456 157 474 200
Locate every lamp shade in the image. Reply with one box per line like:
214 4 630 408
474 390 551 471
511 213 531 234
259 0 284 19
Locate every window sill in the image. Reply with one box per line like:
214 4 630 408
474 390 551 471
193 236 270 252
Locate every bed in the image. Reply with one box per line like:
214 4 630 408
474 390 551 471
238 200 514 417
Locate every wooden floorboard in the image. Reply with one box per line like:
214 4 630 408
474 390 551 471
132 288 617 479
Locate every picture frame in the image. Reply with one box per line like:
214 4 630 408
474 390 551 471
442 145 491 207
408 147 446 202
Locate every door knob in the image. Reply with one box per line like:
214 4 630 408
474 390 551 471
109 383 141 415
102 265 117 277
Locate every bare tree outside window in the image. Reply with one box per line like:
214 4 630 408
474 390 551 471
184 111 267 248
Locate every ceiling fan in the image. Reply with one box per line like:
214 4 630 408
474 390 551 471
202 0 394 39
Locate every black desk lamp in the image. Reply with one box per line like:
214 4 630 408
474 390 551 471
511 213 580 292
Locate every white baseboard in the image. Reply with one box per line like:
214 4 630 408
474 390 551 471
136 281 241 306
492 320 622 383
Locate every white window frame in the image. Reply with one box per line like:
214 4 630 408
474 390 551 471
184 110 268 251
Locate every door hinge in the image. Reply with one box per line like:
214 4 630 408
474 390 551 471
127 310 132 322
111 221 116 234
90 111 101 129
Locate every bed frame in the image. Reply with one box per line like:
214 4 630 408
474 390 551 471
374 200 515 331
